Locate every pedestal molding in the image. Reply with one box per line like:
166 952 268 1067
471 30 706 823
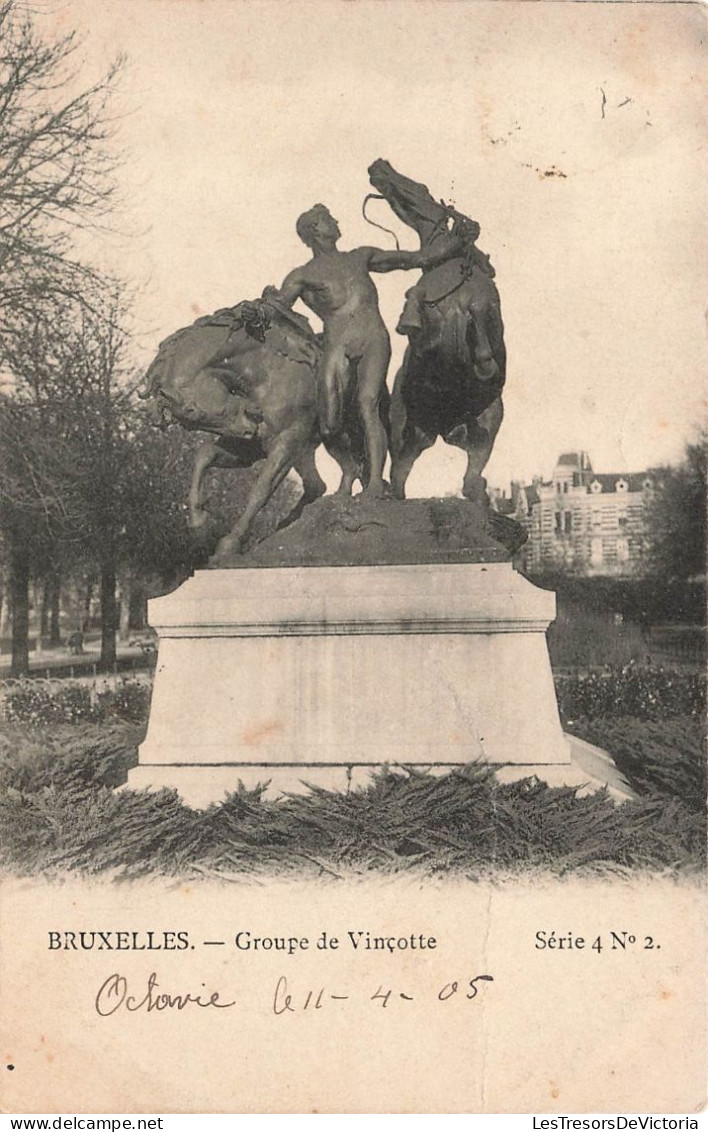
156 618 553 638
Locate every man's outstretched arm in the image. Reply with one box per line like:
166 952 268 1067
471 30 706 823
366 218 478 273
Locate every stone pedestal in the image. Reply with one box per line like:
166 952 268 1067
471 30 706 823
128 563 605 807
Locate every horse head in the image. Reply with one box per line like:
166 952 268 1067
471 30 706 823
368 159 455 246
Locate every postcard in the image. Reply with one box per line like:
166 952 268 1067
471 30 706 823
0 0 705 1115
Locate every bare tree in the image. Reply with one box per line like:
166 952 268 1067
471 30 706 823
0 1 125 673
0 0 123 332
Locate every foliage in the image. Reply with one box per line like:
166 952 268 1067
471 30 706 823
95 680 152 724
2 678 151 726
0 722 703 879
3 681 97 725
568 716 705 813
530 572 706 627
644 439 707 584
0 720 139 792
554 666 705 722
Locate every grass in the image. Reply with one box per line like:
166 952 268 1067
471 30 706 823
547 600 650 670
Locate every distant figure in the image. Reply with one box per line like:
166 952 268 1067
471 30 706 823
67 631 84 655
271 204 464 497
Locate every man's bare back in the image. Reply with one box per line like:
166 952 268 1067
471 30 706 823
272 204 463 496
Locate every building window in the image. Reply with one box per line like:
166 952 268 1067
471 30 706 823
564 511 572 533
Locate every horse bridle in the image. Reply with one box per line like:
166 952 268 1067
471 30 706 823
363 188 467 243
362 191 477 307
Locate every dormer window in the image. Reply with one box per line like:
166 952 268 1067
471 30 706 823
590 480 602 494
616 479 628 493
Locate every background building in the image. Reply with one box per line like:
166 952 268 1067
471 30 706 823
492 452 656 577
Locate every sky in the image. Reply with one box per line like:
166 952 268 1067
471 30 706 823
42 0 706 493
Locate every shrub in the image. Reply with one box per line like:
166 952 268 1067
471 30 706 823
0 758 703 880
568 716 706 812
96 681 152 723
2 679 152 727
3 682 99 726
0 721 141 792
555 666 705 722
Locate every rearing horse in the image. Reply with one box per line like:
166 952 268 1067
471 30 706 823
367 159 506 504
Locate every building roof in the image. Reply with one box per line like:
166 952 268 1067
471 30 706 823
588 473 652 493
557 452 582 467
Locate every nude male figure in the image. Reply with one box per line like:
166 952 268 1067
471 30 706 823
270 204 464 497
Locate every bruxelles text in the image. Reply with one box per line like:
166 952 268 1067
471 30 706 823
48 929 437 954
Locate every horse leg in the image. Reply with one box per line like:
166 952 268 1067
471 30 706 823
468 303 499 382
444 397 504 504
293 445 327 504
274 444 327 533
188 438 222 529
188 435 264 529
212 436 297 559
324 432 363 495
390 421 437 500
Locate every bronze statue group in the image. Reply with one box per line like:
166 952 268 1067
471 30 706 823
141 160 506 562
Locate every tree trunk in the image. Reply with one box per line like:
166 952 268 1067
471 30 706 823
99 559 117 669
10 545 30 677
49 572 61 645
83 577 94 632
129 584 147 631
40 581 50 638
117 577 131 642
0 575 9 640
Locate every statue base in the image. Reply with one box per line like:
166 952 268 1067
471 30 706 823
128 563 629 807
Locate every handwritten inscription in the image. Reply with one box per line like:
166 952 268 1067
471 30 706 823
273 974 494 1014
95 972 236 1016
93 972 494 1018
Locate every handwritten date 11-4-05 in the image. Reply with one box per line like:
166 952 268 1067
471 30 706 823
273 975 494 1014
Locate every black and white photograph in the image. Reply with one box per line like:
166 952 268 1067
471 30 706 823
0 0 705 1115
